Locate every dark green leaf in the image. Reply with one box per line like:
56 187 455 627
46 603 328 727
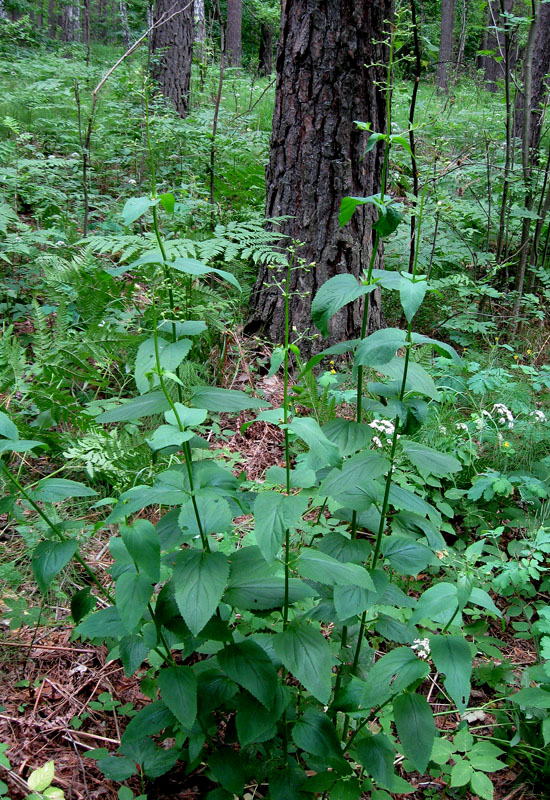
95 392 171 423
429 635 472 712
393 693 436 773
32 540 78 593
362 648 429 709
355 733 395 790
289 416 342 470
121 700 177 743
292 709 345 768
218 641 278 709
31 479 97 502
400 439 461 478
120 519 160 582
297 549 375 590
311 274 374 337
322 419 373 456
190 386 267 411
173 550 229 635
70 588 96 624
355 328 407 367
399 276 427 322
208 748 247 795
119 635 148 676
273 621 335 703
122 196 155 225
76 606 127 640
253 492 308 562
382 535 435 575
158 666 197 729
236 685 289 746
115 572 152 632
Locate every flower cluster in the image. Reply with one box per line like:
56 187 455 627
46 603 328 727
493 403 514 430
530 409 547 423
369 418 397 448
411 638 431 660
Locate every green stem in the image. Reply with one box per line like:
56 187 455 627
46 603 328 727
2 463 114 604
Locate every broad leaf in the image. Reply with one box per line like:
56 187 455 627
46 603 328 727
400 439 461 478
236 685 289 747
382 535 435 575
509 686 550 708
76 606 127 640
292 709 345 768
253 492 308 562
374 357 440 401
289 416 342 469
297 549 374 590
218 641 278 709
120 520 160 582
429 635 472 712
191 386 267 411
119 634 148 676
157 666 197 729
410 583 459 627
121 700 176 744
134 337 192 395
393 693 436 773
95 392 171 423
322 419 373 456
173 550 229 635
31 479 98 502
0 410 18 439
115 572 152 632
399 275 427 322
273 621 335 704
32 540 78 593
362 648 430 709
122 196 155 225
311 274 374 337
355 733 395 790
145 425 193 451
355 328 407 367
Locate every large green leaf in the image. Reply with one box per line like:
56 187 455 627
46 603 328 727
322 419 373 456
253 492 308 562
354 733 395 790
273 621 335 704
120 520 160 582
145 425 194 452
122 196 155 225
173 549 229 635
32 540 78 593
289 416 342 470
121 700 176 744
297 549 375 590
393 693 436 773
374 357 440 401
382 535 435 575
225 546 316 610
399 275 427 322
115 572 152 632
508 686 550 708
362 648 430 709
429 635 472 713
318 451 390 508
311 274 374 337
76 606 127 640
95 392 171 423
354 328 407 367
236 685 289 747
119 634 148 676
191 386 268 411
333 584 371 620
400 439 461 479
339 194 377 226
31 478 98 502
411 332 461 362
292 709 346 768
410 583 459 627
169 257 241 290
134 337 192 395
0 410 18 439
157 666 197 729
218 641 278 709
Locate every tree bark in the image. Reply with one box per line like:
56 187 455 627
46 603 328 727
514 0 550 150
246 0 391 351
0 0 7 20
194 0 206 54
151 0 195 118
119 0 131 48
48 0 56 37
62 4 81 41
226 0 242 66
437 0 456 93
258 21 273 76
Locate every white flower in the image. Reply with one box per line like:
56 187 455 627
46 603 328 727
98 320 106 328
440 425 447 435
369 418 395 436
493 403 514 430
411 638 431 660
372 436 383 449
456 422 468 431
530 410 547 423
55 240 65 246
127 178 137 185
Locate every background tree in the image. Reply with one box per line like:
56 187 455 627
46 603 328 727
226 0 242 65
151 0 194 117
246 0 391 349
437 0 456 92
479 0 513 91
514 0 550 150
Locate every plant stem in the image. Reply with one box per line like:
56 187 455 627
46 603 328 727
2 462 113 604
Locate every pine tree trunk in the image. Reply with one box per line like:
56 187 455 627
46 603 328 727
226 0 242 66
246 0 391 352
437 0 456 93
258 22 273 76
62 4 81 41
514 0 550 150
151 0 195 117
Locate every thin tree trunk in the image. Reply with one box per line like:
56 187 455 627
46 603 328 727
82 0 91 64
226 0 242 66
246 0 391 351
482 0 513 91
514 0 550 150
437 0 456 93
194 0 206 56
258 22 273 76
62 4 81 41
119 0 131 48
0 0 7 20
151 0 194 117
48 0 56 36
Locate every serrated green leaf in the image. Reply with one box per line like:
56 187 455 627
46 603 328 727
297 549 374 590
362 647 429 709
121 700 177 743
218 641 278 709
292 709 346 768
120 519 160 582
27 761 55 792
382 535 435 575
173 550 229 635
450 757 473 787
157 666 197 729
354 328 407 366
253 492 308 562
273 621 335 703
115 572 152 632
400 439 461 478
470 770 494 799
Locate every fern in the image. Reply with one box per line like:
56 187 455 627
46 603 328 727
30 298 52 368
0 323 27 393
